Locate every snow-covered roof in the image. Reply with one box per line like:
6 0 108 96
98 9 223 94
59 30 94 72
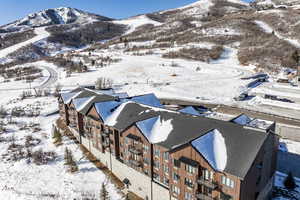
179 106 201 116
94 100 123 123
61 92 80 104
232 114 252 125
191 129 227 172
248 119 274 130
94 93 164 124
136 116 173 143
124 93 164 108
73 96 96 112
105 101 133 126
231 114 274 130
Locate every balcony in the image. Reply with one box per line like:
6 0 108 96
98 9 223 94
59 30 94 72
128 146 142 155
102 131 110 138
196 193 213 200
129 159 142 167
197 177 217 189
102 139 110 148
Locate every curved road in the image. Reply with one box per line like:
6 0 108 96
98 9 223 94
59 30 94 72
38 66 58 89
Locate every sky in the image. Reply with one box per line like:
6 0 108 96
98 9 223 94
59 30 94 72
0 0 253 26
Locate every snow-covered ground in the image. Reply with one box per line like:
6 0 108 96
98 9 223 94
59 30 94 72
0 114 123 200
57 47 254 105
255 20 300 48
273 171 300 200
279 138 300 155
114 15 162 34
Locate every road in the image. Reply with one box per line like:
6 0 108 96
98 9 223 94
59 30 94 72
38 66 58 89
160 98 300 127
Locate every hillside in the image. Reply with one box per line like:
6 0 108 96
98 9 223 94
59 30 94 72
0 7 112 32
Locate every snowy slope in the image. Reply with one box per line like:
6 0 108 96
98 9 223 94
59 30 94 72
0 27 50 59
114 15 162 34
1 7 111 32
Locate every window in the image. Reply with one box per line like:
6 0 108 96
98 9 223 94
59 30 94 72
184 192 193 200
144 157 150 165
154 148 160 157
203 169 213 181
163 165 169 174
256 162 263 169
163 152 169 161
133 140 139 145
173 159 181 168
173 172 180 182
256 175 261 185
124 137 129 144
184 178 193 188
143 144 149 152
163 177 169 186
154 160 160 169
133 154 139 160
185 164 196 174
172 185 180 195
221 176 235 188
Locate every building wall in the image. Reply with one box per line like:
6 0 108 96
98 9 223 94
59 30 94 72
59 99 276 200
119 125 152 177
240 127 278 200
170 144 241 200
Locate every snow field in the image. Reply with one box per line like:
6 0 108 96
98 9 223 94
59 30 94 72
0 112 123 200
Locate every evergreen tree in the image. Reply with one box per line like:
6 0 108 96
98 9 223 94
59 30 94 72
52 127 62 144
67 150 78 172
100 183 109 200
64 147 70 165
284 171 296 190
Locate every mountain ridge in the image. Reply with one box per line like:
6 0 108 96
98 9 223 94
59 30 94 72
0 7 112 32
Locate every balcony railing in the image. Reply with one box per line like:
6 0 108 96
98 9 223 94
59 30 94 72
128 146 142 155
129 159 142 167
197 177 217 189
102 140 110 148
196 193 213 200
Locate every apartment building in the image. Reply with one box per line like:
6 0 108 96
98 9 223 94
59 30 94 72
58 88 278 200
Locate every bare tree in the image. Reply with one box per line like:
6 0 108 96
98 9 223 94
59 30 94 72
95 77 113 90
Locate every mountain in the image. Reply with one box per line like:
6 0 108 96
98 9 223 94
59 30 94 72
1 0 300 72
1 7 112 32
103 0 299 71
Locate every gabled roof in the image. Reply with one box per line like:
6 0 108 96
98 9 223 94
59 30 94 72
179 106 201 116
136 116 173 143
92 99 269 179
230 114 274 130
191 129 227 172
93 93 164 126
146 111 268 180
59 89 271 180
122 93 164 108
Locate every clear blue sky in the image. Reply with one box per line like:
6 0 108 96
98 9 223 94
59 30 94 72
0 0 253 26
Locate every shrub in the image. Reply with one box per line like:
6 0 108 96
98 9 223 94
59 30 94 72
284 172 296 190
32 149 56 165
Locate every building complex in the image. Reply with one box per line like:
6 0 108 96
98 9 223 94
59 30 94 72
57 87 278 200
